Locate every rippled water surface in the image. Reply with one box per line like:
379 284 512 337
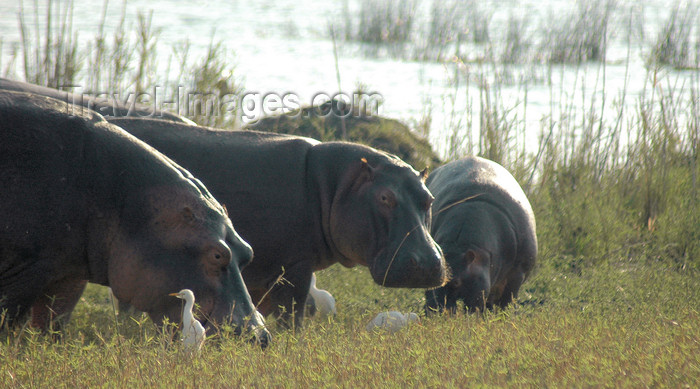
0 0 696 156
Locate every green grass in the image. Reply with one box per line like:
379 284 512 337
1 258 698 387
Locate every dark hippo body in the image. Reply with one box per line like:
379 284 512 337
0 91 269 345
105 117 447 326
425 157 537 313
0 77 191 123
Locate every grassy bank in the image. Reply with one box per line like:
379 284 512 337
1 260 698 387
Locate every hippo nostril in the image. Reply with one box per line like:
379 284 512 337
410 256 418 268
255 329 271 350
241 325 271 349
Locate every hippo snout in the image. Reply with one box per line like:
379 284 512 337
372 245 449 288
248 311 271 349
253 324 272 349
237 324 271 349
230 311 270 349
405 251 448 287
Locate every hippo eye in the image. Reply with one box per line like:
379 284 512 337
379 190 396 209
207 243 231 265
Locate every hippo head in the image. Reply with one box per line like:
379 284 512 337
424 204 496 313
329 157 448 288
425 240 489 313
108 182 270 347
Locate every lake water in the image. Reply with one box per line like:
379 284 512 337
0 0 696 157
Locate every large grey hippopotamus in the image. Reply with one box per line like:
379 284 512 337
0 90 270 346
103 117 448 327
0 77 191 123
424 157 537 313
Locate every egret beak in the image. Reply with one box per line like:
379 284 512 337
169 292 182 297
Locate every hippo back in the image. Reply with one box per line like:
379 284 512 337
106 118 320 259
0 77 192 123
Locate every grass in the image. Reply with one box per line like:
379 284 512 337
649 1 700 69
0 259 698 387
332 0 697 69
13 0 244 128
538 0 615 64
17 0 82 88
2 1 700 387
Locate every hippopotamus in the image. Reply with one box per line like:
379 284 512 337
102 117 448 327
424 157 537 313
0 90 270 346
0 77 191 123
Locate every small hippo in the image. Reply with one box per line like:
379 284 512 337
424 157 537 313
0 91 269 346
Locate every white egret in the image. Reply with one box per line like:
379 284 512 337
307 273 337 317
366 311 420 333
169 289 206 352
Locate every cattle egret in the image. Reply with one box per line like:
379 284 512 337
169 289 206 352
307 273 337 317
366 311 420 333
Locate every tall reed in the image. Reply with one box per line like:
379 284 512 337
18 0 81 88
649 1 699 69
12 0 244 128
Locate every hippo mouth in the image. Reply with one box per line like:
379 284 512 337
369 244 449 289
201 302 269 345
210 308 270 348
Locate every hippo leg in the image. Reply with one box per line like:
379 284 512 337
249 287 274 317
1 265 49 327
273 263 312 329
0 291 35 328
31 279 87 332
252 262 312 329
117 299 140 317
424 288 446 314
461 249 492 313
425 286 460 314
496 271 525 309
305 296 317 317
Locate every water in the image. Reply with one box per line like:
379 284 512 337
0 0 696 158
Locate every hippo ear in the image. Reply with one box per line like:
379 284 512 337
181 206 196 224
333 157 375 205
419 168 429 182
465 248 489 267
353 157 374 189
465 249 477 264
